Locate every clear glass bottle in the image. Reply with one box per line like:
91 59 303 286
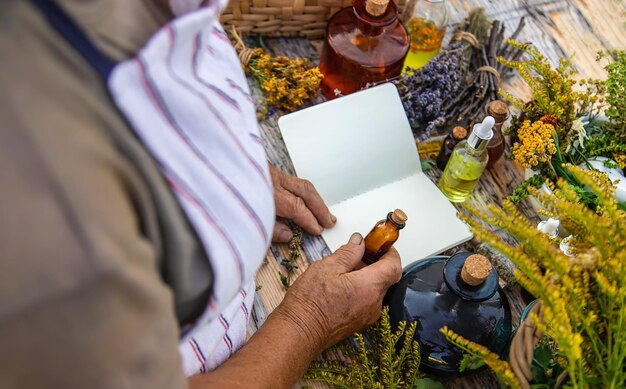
485 100 509 169
362 209 407 264
402 0 448 71
385 252 512 376
319 0 410 99
438 116 494 203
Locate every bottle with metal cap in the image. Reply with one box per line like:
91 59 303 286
362 209 407 265
438 116 495 203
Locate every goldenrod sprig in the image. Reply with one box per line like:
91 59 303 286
454 166 626 387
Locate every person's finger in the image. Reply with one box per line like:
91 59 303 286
327 233 364 272
353 261 367 271
358 247 402 288
280 174 336 228
274 188 324 235
272 220 293 243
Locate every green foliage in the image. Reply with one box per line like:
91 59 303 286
459 353 486 372
508 173 548 205
421 160 436 172
497 41 589 145
442 327 521 388
453 166 626 388
601 50 626 135
528 342 565 388
304 306 430 389
592 130 626 166
500 43 626 207
582 50 626 168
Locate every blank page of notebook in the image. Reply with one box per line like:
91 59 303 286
278 83 472 267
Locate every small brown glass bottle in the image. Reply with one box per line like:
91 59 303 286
435 126 468 170
362 209 407 264
319 0 409 99
485 100 509 169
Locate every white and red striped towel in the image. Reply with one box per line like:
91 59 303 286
108 0 274 376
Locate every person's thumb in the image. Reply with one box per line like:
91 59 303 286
272 220 293 243
330 233 365 271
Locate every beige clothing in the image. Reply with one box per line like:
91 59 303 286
0 1 214 387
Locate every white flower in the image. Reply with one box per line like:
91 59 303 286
538 218 560 238
571 117 589 149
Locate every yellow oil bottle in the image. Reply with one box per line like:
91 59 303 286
438 116 495 203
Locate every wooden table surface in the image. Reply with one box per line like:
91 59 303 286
244 1 626 387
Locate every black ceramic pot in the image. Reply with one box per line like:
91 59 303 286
384 252 512 376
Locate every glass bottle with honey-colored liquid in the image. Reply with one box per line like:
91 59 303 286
319 0 409 99
362 209 408 264
402 0 448 71
438 116 494 203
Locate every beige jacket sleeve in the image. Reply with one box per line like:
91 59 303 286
0 2 188 388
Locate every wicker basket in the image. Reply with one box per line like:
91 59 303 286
221 0 407 38
510 301 568 389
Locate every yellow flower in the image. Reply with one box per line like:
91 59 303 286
512 120 557 168
245 48 322 111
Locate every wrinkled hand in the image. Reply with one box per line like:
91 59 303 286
273 233 402 352
269 164 336 242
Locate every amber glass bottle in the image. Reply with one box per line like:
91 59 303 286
485 100 509 169
362 209 407 264
319 0 409 99
436 125 468 170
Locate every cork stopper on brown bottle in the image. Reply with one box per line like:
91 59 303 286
390 209 408 227
452 126 468 141
365 0 390 17
460 254 492 286
487 100 509 123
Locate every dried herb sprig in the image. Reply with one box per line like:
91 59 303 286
497 40 596 147
304 306 436 389
231 29 322 112
396 8 525 138
278 227 302 289
443 15 526 127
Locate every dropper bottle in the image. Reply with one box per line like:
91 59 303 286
438 116 495 203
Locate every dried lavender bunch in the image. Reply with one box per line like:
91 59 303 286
395 42 464 139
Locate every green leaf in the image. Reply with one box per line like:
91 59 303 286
414 378 445 389
278 271 290 288
459 353 486 372
532 344 553 369
531 363 548 384
421 160 435 172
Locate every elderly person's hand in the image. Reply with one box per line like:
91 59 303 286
191 233 402 389
269 164 336 242
274 232 402 350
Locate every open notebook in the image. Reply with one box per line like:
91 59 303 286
278 83 472 267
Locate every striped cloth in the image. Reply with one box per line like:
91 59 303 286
108 0 275 376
